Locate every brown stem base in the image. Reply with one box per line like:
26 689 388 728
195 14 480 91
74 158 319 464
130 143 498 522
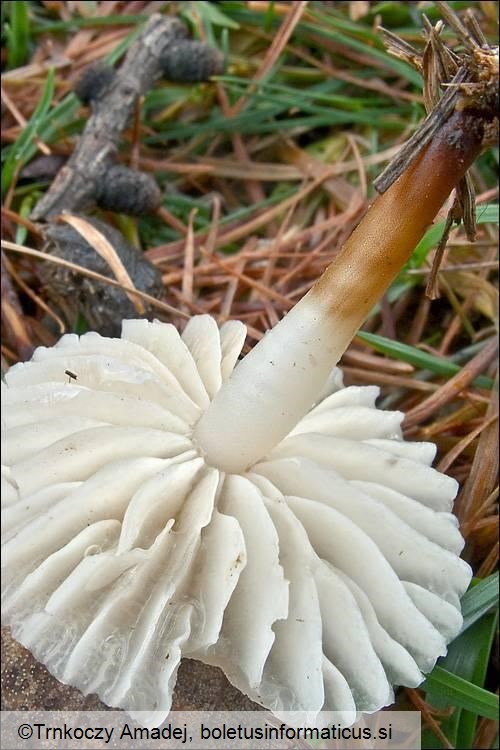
310 107 490 328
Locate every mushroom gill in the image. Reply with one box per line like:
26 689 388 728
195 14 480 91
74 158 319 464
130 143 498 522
1 316 470 726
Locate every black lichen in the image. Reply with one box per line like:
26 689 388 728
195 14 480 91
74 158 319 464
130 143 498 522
74 63 117 105
160 41 224 82
41 216 164 337
20 154 68 182
96 166 162 216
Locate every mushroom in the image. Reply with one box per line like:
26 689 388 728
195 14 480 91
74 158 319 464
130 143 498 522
1 10 497 729
0 314 470 727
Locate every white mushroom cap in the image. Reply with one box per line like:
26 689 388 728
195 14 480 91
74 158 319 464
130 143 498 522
1 316 471 726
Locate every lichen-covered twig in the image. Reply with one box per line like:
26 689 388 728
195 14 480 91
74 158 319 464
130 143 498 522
26 13 222 335
31 15 222 221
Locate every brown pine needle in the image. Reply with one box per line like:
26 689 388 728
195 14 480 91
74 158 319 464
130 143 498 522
405 689 454 750
404 339 498 428
181 208 197 308
437 414 498 474
3 252 65 334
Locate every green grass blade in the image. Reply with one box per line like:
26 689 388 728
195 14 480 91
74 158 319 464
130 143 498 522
5 0 30 69
300 18 422 86
215 4 422 84
461 573 500 633
1 67 55 195
15 194 34 246
410 204 500 269
355 331 495 389
422 606 498 748
149 106 405 141
454 613 498 749
2 91 81 197
422 666 499 720
218 75 388 110
263 1 276 33
196 0 240 30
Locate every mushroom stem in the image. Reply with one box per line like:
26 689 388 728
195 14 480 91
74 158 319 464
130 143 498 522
194 107 492 474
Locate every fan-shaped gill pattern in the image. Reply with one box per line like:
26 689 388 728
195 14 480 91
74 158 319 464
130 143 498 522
1 316 471 726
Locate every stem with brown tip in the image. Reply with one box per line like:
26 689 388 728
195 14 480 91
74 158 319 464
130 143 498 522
194 107 493 474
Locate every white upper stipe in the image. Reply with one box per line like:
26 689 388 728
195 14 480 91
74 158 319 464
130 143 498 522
1 316 471 727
